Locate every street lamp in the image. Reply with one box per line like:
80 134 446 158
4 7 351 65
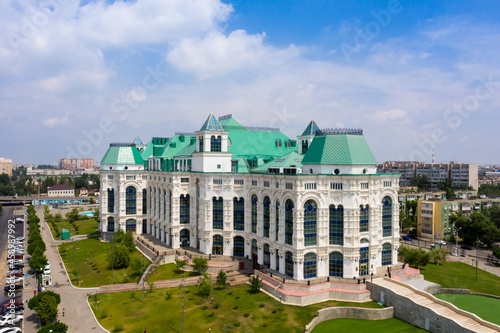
455 227 462 256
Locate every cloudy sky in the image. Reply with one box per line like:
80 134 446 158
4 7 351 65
1 0 500 165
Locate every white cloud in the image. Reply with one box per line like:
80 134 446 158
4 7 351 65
43 114 69 128
368 109 407 121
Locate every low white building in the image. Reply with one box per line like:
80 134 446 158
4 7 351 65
47 184 75 197
99 114 401 280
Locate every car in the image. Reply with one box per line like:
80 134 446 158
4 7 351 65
0 307 23 316
7 259 23 264
401 235 412 241
6 255 23 260
1 302 22 310
14 237 24 241
15 218 24 224
8 264 24 270
6 273 23 279
0 314 23 326
5 277 23 284
6 270 22 275
3 284 23 293
0 326 22 333
43 267 51 275
461 244 473 250
436 240 446 245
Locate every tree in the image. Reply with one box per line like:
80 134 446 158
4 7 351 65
110 244 130 269
429 248 448 265
113 229 125 244
437 178 455 199
397 246 429 268
28 291 61 310
174 259 187 273
36 294 58 325
30 248 48 275
121 231 135 251
410 175 430 191
216 270 227 288
197 273 212 297
37 321 68 333
130 258 143 275
451 212 500 247
485 205 500 230
193 257 208 273
249 275 263 293
493 247 500 260
66 208 80 222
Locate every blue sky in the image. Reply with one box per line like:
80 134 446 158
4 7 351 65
1 0 500 165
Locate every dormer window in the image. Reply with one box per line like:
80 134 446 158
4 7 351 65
211 135 221 152
276 139 282 148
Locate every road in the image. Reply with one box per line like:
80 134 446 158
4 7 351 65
0 205 25 331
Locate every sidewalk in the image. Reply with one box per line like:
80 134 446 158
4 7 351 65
22 208 106 333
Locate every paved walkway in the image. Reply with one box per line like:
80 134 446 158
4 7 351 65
22 208 106 333
372 278 500 332
447 255 500 278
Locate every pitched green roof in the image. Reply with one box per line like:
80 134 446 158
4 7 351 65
160 135 195 158
175 143 197 157
200 113 224 131
219 117 247 131
302 134 377 165
101 145 145 165
301 120 323 136
252 151 304 173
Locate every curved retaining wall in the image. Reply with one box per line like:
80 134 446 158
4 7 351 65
304 307 394 333
436 288 500 300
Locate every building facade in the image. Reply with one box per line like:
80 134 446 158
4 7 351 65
378 162 478 191
47 184 75 197
59 158 94 170
0 158 13 177
99 114 401 280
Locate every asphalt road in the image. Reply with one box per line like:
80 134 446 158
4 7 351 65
0 205 25 329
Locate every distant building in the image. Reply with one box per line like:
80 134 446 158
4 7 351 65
78 187 88 196
47 184 75 197
378 162 478 191
0 158 13 176
417 197 500 240
59 158 94 171
27 168 71 176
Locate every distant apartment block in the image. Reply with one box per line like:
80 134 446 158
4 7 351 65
0 158 13 176
417 197 500 240
378 162 478 191
59 158 94 170
27 168 71 176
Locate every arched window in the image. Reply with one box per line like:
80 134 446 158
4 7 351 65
107 217 114 232
360 205 369 233
210 135 222 152
251 239 258 260
163 190 167 220
233 198 244 231
107 189 114 213
263 244 270 266
126 219 136 232
142 189 147 214
285 251 294 278
303 253 317 279
285 200 294 245
303 200 317 246
213 197 223 230
263 196 270 238
302 140 309 154
382 196 392 237
212 234 223 255
329 205 344 245
329 252 343 277
180 229 190 247
169 190 172 223
125 186 136 215
275 200 280 241
199 136 204 152
180 194 190 224
382 243 392 266
233 236 244 257
251 195 258 234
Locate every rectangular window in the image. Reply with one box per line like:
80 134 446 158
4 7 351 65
213 199 223 230
108 175 114 180
252 180 258 186
213 179 222 185
383 181 392 187
360 183 369 189
264 181 270 188
276 182 279 188
330 182 342 190
234 179 244 185
181 178 189 183
126 176 136 180
217 164 221 169
142 175 147 180
286 182 293 190
305 183 317 190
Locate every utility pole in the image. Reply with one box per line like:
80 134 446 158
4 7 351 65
182 272 185 333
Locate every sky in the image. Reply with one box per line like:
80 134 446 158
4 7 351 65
1 0 500 165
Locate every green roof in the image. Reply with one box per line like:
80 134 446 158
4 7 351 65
101 145 145 165
175 143 197 157
302 134 377 165
301 120 323 136
219 117 247 131
160 136 195 158
200 113 224 131
252 151 304 173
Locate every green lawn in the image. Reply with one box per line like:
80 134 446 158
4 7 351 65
147 263 200 282
89 284 383 333
312 318 427 333
434 294 500 325
48 217 100 239
58 238 147 287
419 262 500 296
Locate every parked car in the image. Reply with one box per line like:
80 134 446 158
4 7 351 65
0 314 23 326
5 277 23 284
43 266 51 275
1 302 22 310
6 270 22 275
6 273 23 279
3 284 23 293
8 264 24 270
13 237 24 242
0 307 23 316
0 326 22 333
6 255 23 260
436 240 446 245
401 235 412 241
461 244 473 250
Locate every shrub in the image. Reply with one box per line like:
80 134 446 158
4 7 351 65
222 323 233 332
216 270 227 288
201 305 208 310
197 273 212 297
234 322 240 327
98 309 108 319
258 303 264 308
112 324 124 332
165 291 172 300
193 257 208 273
207 312 214 317
233 305 238 310
249 276 263 294
243 313 249 317
213 302 219 309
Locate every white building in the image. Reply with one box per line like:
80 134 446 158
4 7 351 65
99 114 400 280
47 184 75 197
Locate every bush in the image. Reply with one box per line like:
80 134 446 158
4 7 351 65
112 324 124 332
165 291 172 300
249 276 263 294
98 309 108 319
234 322 240 327
193 257 208 273
222 323 233 332
207 312 214 317
233 305 238 309
201 305 208 310
197 273 212 297
110 244 130 269
216 270 227 288
243 313 249 317
258 303 264 308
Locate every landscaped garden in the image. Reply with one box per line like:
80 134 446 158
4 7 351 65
58 237 148 287
419 262 500 296
434 294 500 325
89 283 384 333
147 262 200 282
311 318 427 333
45 206 100 239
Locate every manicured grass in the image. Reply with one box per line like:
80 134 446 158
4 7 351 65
89 284 384 333
312 318 427 333
434 294 500 325
147 263 200 282
58 238 147 287
419 262 500 296
48 217 100 239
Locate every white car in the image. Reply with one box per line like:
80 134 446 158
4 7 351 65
14 237 24 242
0 327 22 333
5 277 23 284
0 314 23 326
436 240 446 245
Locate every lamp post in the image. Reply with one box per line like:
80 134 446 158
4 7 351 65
455 227 462 256
181 272 185 333
475 235 479 280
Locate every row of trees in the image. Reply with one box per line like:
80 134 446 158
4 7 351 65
25 205 67 332
450 207 500 247
409 175 472 196
398 245 448 268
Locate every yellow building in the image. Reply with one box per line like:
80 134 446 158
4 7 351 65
0 158 13 177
